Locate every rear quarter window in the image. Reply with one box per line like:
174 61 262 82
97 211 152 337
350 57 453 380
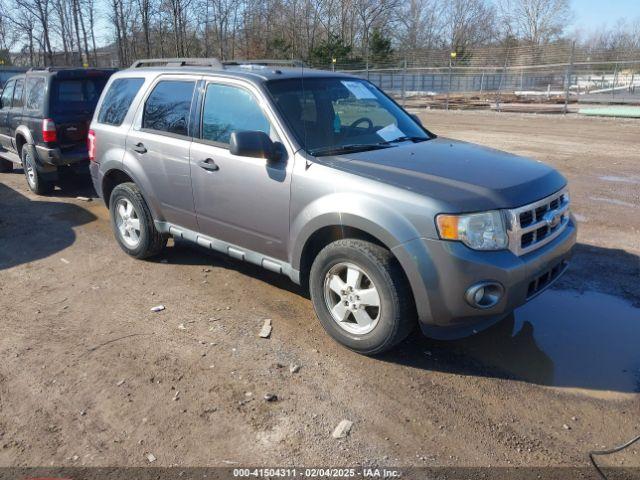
25 77 46 111
97 77 145 126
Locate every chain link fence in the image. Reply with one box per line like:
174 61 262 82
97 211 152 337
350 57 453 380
313 42 640 110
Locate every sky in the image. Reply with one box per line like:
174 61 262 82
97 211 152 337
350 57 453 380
570 0 640 33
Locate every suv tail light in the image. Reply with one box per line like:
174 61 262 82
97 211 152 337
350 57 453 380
88 129 97 163
42 119 57 143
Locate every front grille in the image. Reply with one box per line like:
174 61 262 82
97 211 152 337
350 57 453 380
507 188 570 256
527 260 568 299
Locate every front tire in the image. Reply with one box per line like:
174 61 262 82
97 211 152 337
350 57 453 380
309 239 415 355
109 182 167 259
22 146 53 195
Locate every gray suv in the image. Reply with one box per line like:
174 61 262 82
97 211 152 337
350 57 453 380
89 58 576 355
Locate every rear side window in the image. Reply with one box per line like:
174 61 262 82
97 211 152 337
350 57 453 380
25 77 46 110
142 80 195 136
50 77 109 114
1 80 15 108
97 77 144 126
12 79 24 108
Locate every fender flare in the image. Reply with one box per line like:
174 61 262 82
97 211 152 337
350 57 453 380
14 125 35 149
289 193 422 270
101 164 165 222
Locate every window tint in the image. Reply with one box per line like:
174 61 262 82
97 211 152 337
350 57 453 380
12 79 24 108
51 77 109 114
25 77 46 110
142 80 195 136
1 80 15 108
98 77 144 126
201 83 271 144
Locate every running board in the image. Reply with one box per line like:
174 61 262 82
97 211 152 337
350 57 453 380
0 149 21 164
155 221 300 284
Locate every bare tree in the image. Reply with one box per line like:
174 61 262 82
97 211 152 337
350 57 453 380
498 0 571 46
442 0 497 52
394 0 442 51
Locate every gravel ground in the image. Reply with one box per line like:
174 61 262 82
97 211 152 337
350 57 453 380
0 111 638 469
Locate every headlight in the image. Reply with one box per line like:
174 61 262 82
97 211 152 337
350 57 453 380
436 211 508 250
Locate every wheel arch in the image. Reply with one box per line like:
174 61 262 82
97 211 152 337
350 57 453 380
292 207 420 291
14 126 34 156
101 167 164 222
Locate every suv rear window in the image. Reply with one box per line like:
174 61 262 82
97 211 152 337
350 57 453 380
142 80 195 136
97 77 145 126
51 77 108 114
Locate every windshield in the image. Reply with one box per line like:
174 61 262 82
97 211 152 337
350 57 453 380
266 77 430 156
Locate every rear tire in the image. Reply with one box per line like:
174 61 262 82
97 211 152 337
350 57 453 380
309 239 416 355
109 182 167 259
22 146 54 195
0 159 12 172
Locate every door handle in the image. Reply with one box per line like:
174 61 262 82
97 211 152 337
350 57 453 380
132 143 147 154
198 158 219 171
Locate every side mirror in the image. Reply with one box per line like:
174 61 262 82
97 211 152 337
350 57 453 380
410 114 422 126
229 131 283 162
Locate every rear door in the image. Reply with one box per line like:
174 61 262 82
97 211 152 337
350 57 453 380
8 77 25 152
0 80 15 149
49 74 110 151
125 75 200 231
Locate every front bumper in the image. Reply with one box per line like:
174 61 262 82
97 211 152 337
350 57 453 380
392 217 577 339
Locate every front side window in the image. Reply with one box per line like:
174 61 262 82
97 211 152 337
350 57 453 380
98 77 145 126
142 80 195 136
1 80 15 108
201 83 271 145
266 77 430 156
12 79 24 108
25 77 46 111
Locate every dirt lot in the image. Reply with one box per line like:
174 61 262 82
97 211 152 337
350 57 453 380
0 111 638 470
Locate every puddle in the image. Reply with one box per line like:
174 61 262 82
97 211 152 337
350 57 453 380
441 289 640 393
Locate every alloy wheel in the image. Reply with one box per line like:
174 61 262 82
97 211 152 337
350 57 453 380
115 198 142 248
323 262 381 335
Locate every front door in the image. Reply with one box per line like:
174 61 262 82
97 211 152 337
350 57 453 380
189 80 292 261
126 76 200 231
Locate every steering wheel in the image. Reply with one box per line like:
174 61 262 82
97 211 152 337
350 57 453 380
349 117 374 132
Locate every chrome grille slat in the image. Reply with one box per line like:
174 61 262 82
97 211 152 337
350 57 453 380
506 188 570 256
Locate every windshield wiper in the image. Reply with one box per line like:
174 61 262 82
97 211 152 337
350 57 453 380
378 136 429 145
309 143 393 157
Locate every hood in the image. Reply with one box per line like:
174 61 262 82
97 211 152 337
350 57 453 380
315 137 566 211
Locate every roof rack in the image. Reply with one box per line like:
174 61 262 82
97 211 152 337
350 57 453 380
223 59 307 68
130 58 223 69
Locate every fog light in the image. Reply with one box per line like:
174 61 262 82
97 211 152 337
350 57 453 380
465 282 504 309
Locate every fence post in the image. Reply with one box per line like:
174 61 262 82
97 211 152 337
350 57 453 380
496 48 510 113
563 41 575 114
612 58 619 102
401 57 407 107
480 69 485 95
446 56 452 111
